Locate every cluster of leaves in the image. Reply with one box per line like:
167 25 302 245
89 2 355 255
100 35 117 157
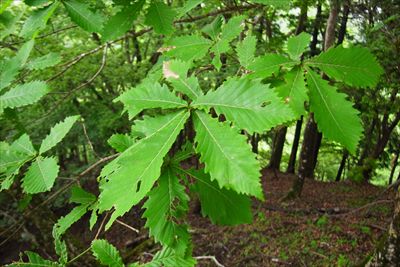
1 0 383 266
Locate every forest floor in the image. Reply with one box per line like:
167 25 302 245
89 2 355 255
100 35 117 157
0 170 395 267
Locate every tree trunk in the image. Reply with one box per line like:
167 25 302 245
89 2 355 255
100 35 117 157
284 0 339 199
336 150 349 182
287 116 303 173
337 0 350 45
366 188 400 266
268 127 287 170
389 153 399 185
310 2 322 56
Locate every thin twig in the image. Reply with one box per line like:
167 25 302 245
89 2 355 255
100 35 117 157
81 121 100 159
94 212 109 240
115 219 140 233
195 256 225 267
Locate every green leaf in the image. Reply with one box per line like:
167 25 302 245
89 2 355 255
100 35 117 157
108 134 134 152
20 2 59 38
24 0 50 6
0 81 48 111
306 69 362 154
143 168 189 249
177 0 202 18
165 35 212 61
27 52 61 70
275 66 308 116
22 156 59 194
236 34 256 68
183 168 252 225
220 15 245 42
192 77 294 133
0 0 13 14
39 115 80 154
91 239 124 267
247 54 295 78
0 135 36 190
142 247 196 267
307 45 384 87
101 0 144 42
193 111 263 199
145 1 176 35
98 111 189 229
7 251 59 266
70 186 96 205
170 142 194 164
10 134 36 157
163 60 203 100
54 203 90 236
0 40 34 91
116 82 187 119
286 32 311 60
52 226 68 265
201 15 222 40
63 0 105 33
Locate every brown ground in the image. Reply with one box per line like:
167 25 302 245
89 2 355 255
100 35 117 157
0 170 394 266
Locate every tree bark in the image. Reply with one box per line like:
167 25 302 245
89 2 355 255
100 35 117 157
389 153 399 185
287 116 303 173
268 127 287 170
310 2 322 56
337 0 350 45
336 150 349 182
285 0 339 199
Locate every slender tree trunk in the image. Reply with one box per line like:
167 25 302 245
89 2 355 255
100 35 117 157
366 189 400 266
268 127 287 170
337 0 350 45
251 133 259 154
336 150 349 182
287 116 303 173
285 0 339 199
310 2 322 56
389 153 399 185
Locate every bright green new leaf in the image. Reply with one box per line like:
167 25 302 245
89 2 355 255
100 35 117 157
116 82 187 119
192 78 294 133
0 81 48 111
24 0 50 6
184 168 252 225
101 0 144 42
108 134 134 152
63 0 105 33
307 45 384 87
22 156 59 194
193 111 263 199
307 69 362 154
286 32 311 60
91 239 124 267
143 168 189 249
165 35 212 61
248 54 295 78
163 60 203 100
142 247 196 267
210 38 230 70
145 1 176 35
275 66 308 116
98 111 189 229
236 34 257 68
20 2 59 38
27 52 61 70
0 0 13 14
39 115 80 154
